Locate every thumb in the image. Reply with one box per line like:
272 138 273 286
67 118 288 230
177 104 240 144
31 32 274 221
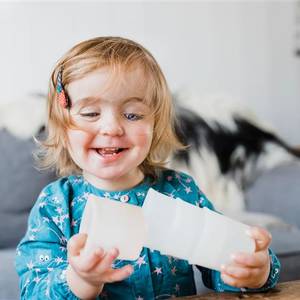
247 227 272 252
67 233 88 257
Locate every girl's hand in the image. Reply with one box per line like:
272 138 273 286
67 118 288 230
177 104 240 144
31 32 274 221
66 233 133 298
221 227 271 289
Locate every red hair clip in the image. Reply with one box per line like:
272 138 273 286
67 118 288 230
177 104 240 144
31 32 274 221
56 69 70 109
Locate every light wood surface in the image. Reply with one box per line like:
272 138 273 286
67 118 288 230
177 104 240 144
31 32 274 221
179 280 300 300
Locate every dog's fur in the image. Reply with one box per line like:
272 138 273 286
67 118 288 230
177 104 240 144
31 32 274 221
171 99 300 226
0 95 46 140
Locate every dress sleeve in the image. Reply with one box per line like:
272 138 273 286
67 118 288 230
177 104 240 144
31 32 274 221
194 186 281 292
15 185 80 299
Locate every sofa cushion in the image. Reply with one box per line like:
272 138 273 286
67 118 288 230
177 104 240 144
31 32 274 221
0 248 19 300
246 163 300 229
269 227 300 281
0 129 56 248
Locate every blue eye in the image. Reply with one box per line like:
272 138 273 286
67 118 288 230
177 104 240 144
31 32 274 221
124 113 143 121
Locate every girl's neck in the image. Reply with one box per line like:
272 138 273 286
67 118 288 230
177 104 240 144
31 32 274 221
83 169 145 192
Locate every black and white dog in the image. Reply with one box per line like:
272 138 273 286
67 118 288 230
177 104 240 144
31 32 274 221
171 100 300 226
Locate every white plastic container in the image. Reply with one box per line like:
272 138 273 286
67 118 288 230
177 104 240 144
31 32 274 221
80 194 147 260
79 190 255 271
142 188 255 271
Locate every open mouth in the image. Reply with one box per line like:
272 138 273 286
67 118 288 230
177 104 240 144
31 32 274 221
95 147 127 156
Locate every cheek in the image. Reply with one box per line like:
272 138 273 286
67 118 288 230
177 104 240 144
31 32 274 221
67 130 93 151
131 125 153 147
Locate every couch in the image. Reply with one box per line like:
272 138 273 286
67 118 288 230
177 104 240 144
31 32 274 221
1 128 300 300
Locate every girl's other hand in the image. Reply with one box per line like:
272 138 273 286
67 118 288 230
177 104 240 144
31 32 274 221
66 233 133 299
220 227 272 289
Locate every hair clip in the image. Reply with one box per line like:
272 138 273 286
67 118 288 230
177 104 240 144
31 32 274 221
56 69 70 109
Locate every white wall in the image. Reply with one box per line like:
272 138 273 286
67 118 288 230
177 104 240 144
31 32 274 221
1 1 299 143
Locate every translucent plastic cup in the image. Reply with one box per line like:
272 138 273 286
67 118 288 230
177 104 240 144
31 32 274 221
189 207 255 270
142 191 205 260
142 188 255 271
80 195 147 260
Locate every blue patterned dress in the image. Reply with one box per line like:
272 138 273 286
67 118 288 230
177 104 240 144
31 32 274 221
15 170 280 299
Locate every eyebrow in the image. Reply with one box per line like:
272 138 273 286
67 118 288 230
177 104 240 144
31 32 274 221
73 96 145 107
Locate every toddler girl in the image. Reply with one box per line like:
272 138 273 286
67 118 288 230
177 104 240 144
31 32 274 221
15 36 280 299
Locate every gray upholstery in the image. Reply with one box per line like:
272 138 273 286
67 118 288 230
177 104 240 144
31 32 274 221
0 129 56 248
0 249 19 300
246 163 300 229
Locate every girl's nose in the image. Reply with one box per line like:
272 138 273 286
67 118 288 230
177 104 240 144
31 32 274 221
97 113 124 136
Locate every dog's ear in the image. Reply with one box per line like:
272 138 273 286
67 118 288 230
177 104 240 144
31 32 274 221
230 145 246 169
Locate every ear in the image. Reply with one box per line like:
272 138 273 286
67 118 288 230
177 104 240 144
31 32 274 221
257 142 297 171
230 145 246 169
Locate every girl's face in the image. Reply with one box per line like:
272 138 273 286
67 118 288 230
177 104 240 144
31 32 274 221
66 67 154 191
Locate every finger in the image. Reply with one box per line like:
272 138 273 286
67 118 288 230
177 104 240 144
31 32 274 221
70 247 105 273
104 265 134 283
67 233 88 257
247 227 272 251
96 248 120 274
221 264 251 279
231 251 267 268
221 273 247 288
